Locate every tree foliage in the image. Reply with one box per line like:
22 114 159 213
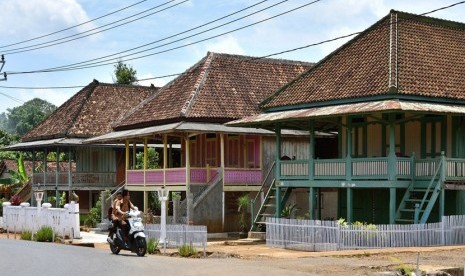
5 98 56 136
114 60 138 85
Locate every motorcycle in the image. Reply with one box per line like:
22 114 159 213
108 207 147 257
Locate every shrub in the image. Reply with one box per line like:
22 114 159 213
84 199 102 227
20 231 32 240
35 226 54 242
178 243 197 257
147 238 159 254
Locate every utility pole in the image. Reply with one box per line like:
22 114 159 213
0 55 7 81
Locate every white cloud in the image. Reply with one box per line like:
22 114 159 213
202 35 245 55
0 0 93 39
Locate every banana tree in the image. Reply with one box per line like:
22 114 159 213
0 153 29 194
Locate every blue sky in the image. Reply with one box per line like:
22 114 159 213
0 0 464 114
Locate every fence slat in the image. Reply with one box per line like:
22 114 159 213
266 216 465 251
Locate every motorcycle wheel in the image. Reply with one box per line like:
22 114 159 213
110 242 120 254
135 237 147 257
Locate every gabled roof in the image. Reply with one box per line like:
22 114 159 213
22 80 157 142
261 10 465 111
113 52 311 130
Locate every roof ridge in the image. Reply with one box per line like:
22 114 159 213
208 51 312 66
392 9 465 30
180 52 215 117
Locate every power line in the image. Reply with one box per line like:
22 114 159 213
7 0 319 75
0 91 24 104
2 0 464 86
0 0 150 50
2 0 187 55
40 0 272 72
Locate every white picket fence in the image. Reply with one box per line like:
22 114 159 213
145 224 207 253
2 201 81 241
266 216 465 251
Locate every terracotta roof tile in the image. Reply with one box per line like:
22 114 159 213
22 80 156 142
114 52 311 130
261 11 465 110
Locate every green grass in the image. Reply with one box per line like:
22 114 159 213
147 238 159 254
35 226 54 242
178 243 197 257
20 231 32 241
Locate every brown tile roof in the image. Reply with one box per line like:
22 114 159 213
22 80 157 142
113 52 311 130
261 10 465 110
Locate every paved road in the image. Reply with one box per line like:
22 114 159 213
0 239 315 276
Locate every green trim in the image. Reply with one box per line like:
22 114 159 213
347 187 353 223
389 188 396 224
264 94 465 113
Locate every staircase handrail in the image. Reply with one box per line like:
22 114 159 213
251 161 276 206
193 169 223 209
419 154 446 224
106 180 126 201
418 157 443 212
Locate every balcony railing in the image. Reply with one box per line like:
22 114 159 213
32 172 116 188
126 166 262 186
279 156 465 182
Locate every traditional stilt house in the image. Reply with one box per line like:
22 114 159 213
4 80 156 213
85 52 323 232
229 10 465 227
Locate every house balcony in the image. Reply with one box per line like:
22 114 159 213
126 166 262 187
32 172 117 190
277 156 465 189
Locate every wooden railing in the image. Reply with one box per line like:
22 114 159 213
126 166 263 186
32 172 116 188
279 155 465 182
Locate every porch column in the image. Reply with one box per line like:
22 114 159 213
143 191 148 213
347 187 353 223
309 187 316 220
55 147 59 207
32 151 35 206
388 113 396 181
43 149 47 201
144 138 148 186
309 120 315 181
132 142 136 170
163 134 168 187
68 148 72 197
439 151 446 221
220 133 225 231
346 118 352 181
389 187 396 224
275 123 282 218
125 140 129 184
346 118 353 222
185 135 192 224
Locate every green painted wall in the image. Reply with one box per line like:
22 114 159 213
338 188 396 224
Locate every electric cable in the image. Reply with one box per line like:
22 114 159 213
0 0 150 49
2 0 187 55
7 0 320 74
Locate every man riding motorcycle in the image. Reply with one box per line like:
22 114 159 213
115 189 136 242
